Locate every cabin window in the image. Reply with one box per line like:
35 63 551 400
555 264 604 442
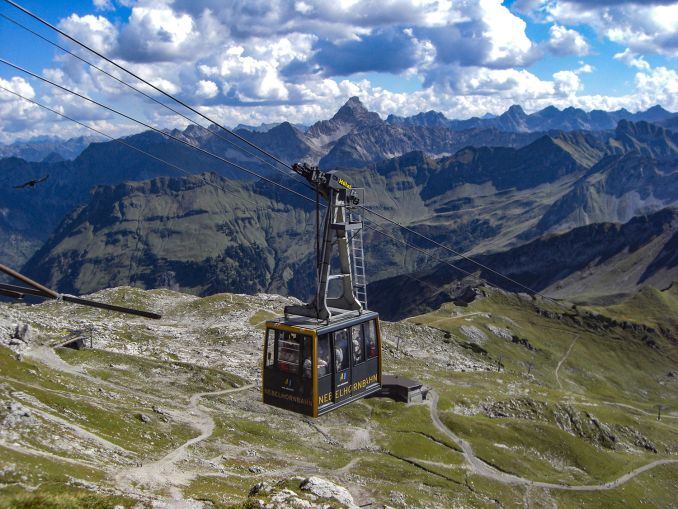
272 330 312 376
277 331 301 374
334 329 349 372
302 335 313 379
365 320 378 359
317 334 330 377
351 324 365 365
265 329 275 367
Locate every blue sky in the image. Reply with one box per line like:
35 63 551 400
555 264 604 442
0 0 677 142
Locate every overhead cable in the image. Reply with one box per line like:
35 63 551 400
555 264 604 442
0 11 305 185
2 0 546 298
0 58 314 204
359 206 543 297
1 83 487 293
1 0 294 172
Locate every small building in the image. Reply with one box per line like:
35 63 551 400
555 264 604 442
376 374 427 403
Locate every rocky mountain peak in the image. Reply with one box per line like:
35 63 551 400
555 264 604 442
505 104 527 117
537 105 560 117
306 97 383 147
331 96 382 125
613 120 678 160
643 105 671 119
268 121 300 136
497 105 529 132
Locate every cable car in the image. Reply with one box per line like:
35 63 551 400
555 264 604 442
262 163 382 416
263 311 381 416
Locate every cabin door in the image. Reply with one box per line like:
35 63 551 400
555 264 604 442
332 327 352 404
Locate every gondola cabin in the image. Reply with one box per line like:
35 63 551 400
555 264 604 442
263 311 382 416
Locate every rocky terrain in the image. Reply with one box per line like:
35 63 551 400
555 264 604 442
0 285 676 507
387 104 676 133
18 117 678 307
370 208 678 319
0 135 103 163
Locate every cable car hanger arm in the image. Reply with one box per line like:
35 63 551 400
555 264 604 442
291 163 360 205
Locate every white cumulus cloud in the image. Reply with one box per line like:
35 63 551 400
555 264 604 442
522 1 678 57
93 0 115 11
195 80 219 99
614 48 651 71
547 24 589 56
1 0 676 143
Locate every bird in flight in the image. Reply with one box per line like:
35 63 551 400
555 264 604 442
13 175 49 189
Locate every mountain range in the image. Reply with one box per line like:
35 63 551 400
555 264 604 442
0 135 103 162
370 207 678 320
2 97 678 312
387 104 677 133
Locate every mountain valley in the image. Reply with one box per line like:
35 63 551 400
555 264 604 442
2 95 678 509
1 285 677 508
5 101 675 311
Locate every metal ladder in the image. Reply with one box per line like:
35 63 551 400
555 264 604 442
349 212 368 310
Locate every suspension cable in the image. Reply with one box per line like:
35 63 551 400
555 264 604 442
0 58 315 204
1 83 492 296
359 206 543 296
0 12 306 185
1 0 548 298
1 0 295 172
0 83 236 193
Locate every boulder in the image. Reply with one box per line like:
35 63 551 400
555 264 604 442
300 477 356 508
2 401 37 428
11 324 32 343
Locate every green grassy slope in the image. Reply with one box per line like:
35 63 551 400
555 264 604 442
0 286 676 508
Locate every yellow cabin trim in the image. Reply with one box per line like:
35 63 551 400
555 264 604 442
312 332 318 417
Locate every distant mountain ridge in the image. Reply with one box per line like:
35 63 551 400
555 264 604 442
230 97 546 169
369 207 678 320
0 135 103 162
532 121 678 235
233 122 308 132
20 120 678 301
3 97 678 307
387 104 676 133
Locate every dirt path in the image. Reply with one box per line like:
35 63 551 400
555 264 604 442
27 406 131 455
25 346 86 377
22 343 258 496
555 335 578 390
429 391 678 491
0 441 100 469
410 312 483 327
115 383 255 492
601 401 678 421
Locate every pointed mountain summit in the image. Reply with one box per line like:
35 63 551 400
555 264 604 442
635 105 672 122
306 97 383 149
331 96 382 125
496 105 529 132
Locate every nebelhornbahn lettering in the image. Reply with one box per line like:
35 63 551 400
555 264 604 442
264 388 311 407
318 373 378 405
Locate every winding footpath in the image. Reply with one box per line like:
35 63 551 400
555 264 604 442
115 383 255 492
555 335 579 390
429 391 678 491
